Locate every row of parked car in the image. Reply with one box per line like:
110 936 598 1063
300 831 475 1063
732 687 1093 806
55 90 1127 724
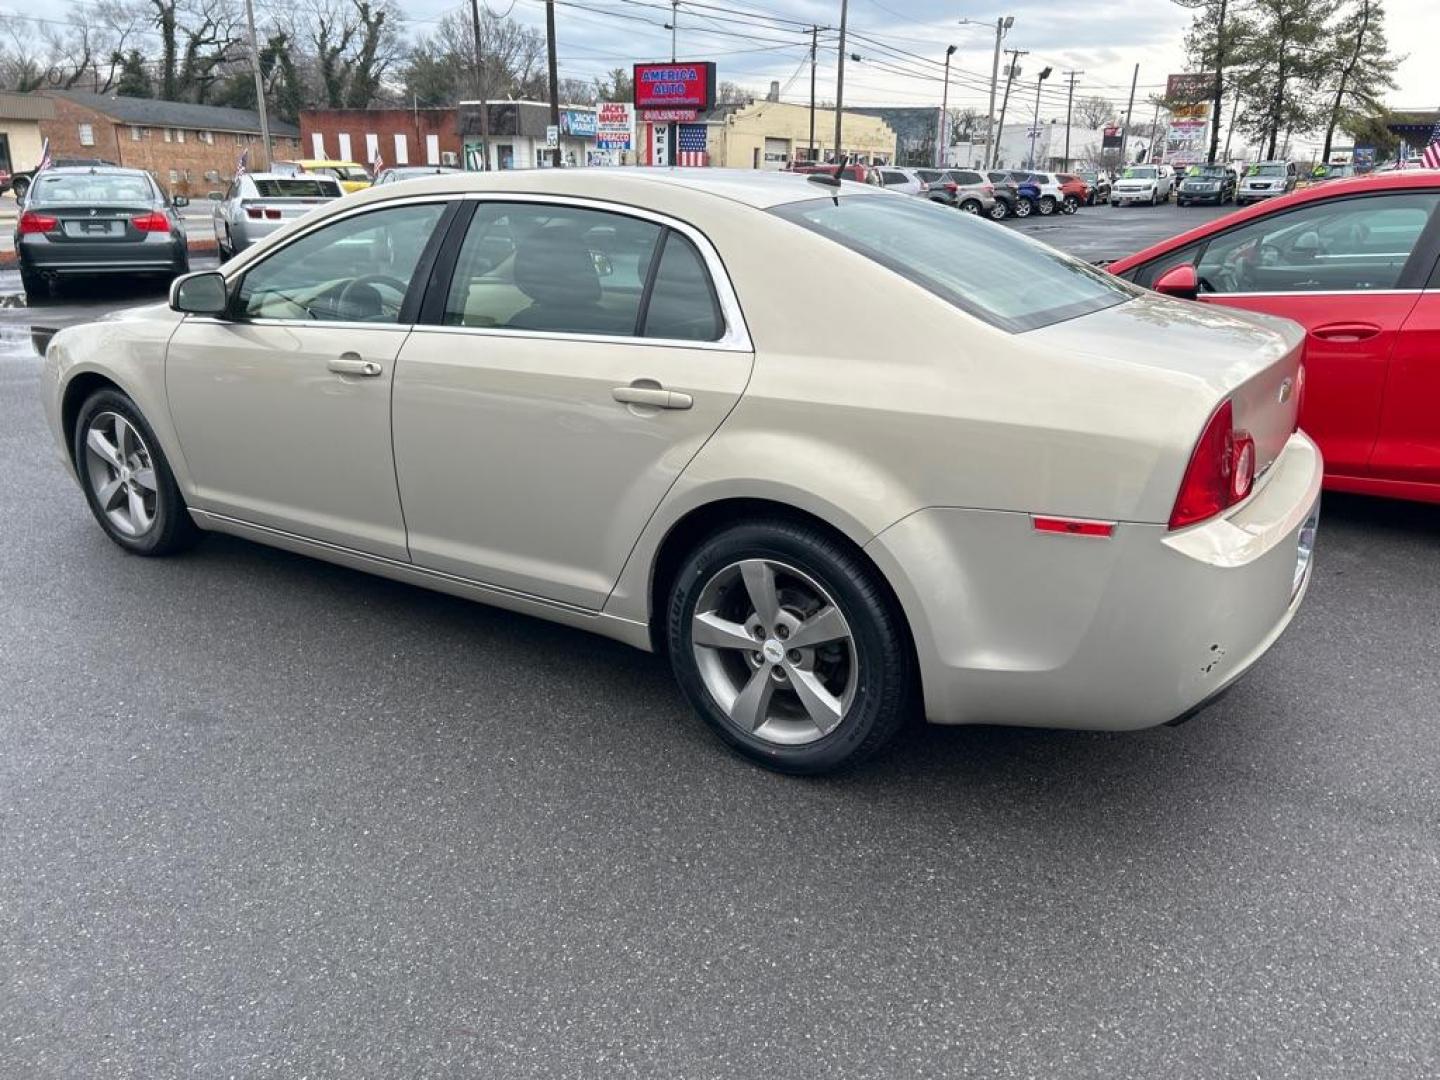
792 162 1111 220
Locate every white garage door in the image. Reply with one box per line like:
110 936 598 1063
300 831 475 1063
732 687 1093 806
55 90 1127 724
762 138 790 170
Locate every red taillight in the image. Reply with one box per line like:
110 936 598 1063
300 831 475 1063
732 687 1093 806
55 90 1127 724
944 181 958 191
1169 400 1257 530
131 212 170 232
245 206 263 219
265 208 282 220
19 211 58 235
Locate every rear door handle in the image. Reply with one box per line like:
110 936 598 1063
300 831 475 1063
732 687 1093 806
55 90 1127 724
328 354 382 377
612 385 693 410
1310 322 1382 343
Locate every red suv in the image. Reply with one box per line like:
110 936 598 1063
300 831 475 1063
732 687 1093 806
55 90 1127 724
1056 174 1090 213
1108 170 1440 504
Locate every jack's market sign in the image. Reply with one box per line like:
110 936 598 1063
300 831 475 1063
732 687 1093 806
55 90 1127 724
633 62 717 111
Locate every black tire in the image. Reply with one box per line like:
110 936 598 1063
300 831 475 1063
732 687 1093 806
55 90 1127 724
666 519 915 774
987 199 1010 220
1061 195 1079 214
1037 195 1057 216
1178 198 1188 207
20 267 48 301
72 389 201 557
958 198 982 215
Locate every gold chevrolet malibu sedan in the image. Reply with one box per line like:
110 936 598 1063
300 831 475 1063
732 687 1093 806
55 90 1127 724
42 169 1321 773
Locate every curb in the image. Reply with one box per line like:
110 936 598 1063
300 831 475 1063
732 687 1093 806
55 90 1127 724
0 237 218 270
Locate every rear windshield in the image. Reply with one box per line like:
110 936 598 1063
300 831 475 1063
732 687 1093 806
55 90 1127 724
252 178 339 198
772 195 1133 332
31 173 154 204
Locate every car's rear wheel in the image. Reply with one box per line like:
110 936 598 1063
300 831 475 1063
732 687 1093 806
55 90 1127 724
988 199 1010 220
73 389 200 557
1061 195 1079 214
958 198 982 214
1014 196 1034 218
667 520 914 774
1037 195 1057 216
20 268 48 301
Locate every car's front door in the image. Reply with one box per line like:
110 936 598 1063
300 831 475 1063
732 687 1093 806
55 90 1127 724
1189 190 1440 477
1369 249 1440 487
391 198 754 610
165 199 452 559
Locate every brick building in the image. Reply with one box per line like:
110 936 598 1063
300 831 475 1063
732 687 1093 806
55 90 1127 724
37 91 301 197
301 107 463 170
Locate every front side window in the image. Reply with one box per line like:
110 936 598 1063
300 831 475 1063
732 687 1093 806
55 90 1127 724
236 202 446 322
1194 192 1439 294
773 195 1134 332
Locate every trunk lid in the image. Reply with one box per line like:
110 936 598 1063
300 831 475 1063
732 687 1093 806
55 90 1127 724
44 204 156 242
1026 292 1303 478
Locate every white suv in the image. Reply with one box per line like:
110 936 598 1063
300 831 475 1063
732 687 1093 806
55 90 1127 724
1237 161 1298 205
1109 165 1172 207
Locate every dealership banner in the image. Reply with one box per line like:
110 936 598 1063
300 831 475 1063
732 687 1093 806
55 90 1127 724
634 62 717 111
1165 119 1209 166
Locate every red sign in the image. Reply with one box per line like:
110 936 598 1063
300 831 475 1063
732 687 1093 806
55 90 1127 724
641 109 699 123
633 62 717 111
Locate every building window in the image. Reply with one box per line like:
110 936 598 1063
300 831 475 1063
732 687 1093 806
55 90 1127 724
168 169 179 183
176 129 185 143
78 123 94 146
163 128 173 143
130 125 144 141
198 130 214 144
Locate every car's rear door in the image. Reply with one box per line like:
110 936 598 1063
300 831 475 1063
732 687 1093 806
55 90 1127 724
391 197 754 611
1368 218 1440 488
1186 190 1440 477
165 198 455 559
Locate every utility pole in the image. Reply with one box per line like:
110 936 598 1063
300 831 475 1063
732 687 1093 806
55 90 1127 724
1147 96 1162 164
545 0 561 167
984 17 1013 167
242 0 272 168
469 0 491 169
1027 65 1051 169
1118 62 1139 165
833 0 849 162
808 26 819 161
671 0 678 62
937 44 956 168
1062 69 1082 171
994 48 1026 170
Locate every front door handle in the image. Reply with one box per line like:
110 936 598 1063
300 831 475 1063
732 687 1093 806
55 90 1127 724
612 384 693 410
1311 322 1382 343
328 353 382 377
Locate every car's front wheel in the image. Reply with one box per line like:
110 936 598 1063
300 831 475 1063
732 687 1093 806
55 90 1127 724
667 520 914 774
73 389 200 556
958 198 982 214
1037 195 1057 215
988 200 1010 220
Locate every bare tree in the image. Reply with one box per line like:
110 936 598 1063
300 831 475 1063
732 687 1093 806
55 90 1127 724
1073 95 1113 129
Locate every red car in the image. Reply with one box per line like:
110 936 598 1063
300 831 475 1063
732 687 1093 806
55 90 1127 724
1108 170 1440 504
1056 173 1090 211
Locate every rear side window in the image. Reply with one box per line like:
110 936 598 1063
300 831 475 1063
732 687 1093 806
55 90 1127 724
882 170 910 186
949 170 983 185
641 232 723 341
772 195 1134 332
252 178 339 198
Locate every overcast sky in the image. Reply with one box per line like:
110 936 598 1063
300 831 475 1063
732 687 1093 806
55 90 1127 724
424 0 1435 149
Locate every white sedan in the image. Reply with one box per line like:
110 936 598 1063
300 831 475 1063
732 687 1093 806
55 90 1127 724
41 168 1320 773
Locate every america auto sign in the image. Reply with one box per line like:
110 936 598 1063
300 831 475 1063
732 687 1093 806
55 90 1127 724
633 62 717 112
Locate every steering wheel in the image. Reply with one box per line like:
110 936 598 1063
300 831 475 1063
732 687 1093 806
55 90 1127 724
336 274 410 319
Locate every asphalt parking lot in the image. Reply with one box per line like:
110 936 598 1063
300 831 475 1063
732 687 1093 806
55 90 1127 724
3 198 1438 1079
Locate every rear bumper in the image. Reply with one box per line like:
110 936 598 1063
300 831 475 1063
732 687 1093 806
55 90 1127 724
19 233 185 274
865 431 1323 730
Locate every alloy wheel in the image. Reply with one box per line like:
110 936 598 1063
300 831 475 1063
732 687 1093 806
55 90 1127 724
1015 198 1033 218
690 558 858 746
84 412 158 537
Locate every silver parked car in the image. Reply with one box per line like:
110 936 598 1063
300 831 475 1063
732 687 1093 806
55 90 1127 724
374 165 463 185
872 166 927 196
913 168 998 215
213 172 343 259
42 170 1319 774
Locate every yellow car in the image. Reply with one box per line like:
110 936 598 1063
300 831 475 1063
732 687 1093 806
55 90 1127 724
276 159 373 193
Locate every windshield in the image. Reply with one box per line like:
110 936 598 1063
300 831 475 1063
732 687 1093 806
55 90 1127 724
1252 164 1287 176
1121 167 1157 179
252 178 339 198
1190 166 1228 178
771 195 1133 333
313 166 371 182
31 173 155 204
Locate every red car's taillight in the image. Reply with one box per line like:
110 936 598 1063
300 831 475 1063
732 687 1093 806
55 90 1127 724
19 211 58 234
1169 400 1256 530
245 205 263 219
131 212 170 232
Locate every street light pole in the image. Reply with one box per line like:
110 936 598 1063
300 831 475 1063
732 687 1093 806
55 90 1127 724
937 44 956 168
242 0 272 168
469 0 491 169
545 0 561 168
1027 65 1051 169
1062 69 1083 171
834 0 849 162
977 16 1014 168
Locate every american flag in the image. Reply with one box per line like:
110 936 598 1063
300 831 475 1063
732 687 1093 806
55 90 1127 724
235 146 249 177
371 148 384 177
36 137 52 172
1422 117 1440 170
677 123 709 167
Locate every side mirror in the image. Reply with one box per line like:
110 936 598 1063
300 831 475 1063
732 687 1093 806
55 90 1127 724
172 195 189 208
1154 263 1199 301
170 271 229 316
